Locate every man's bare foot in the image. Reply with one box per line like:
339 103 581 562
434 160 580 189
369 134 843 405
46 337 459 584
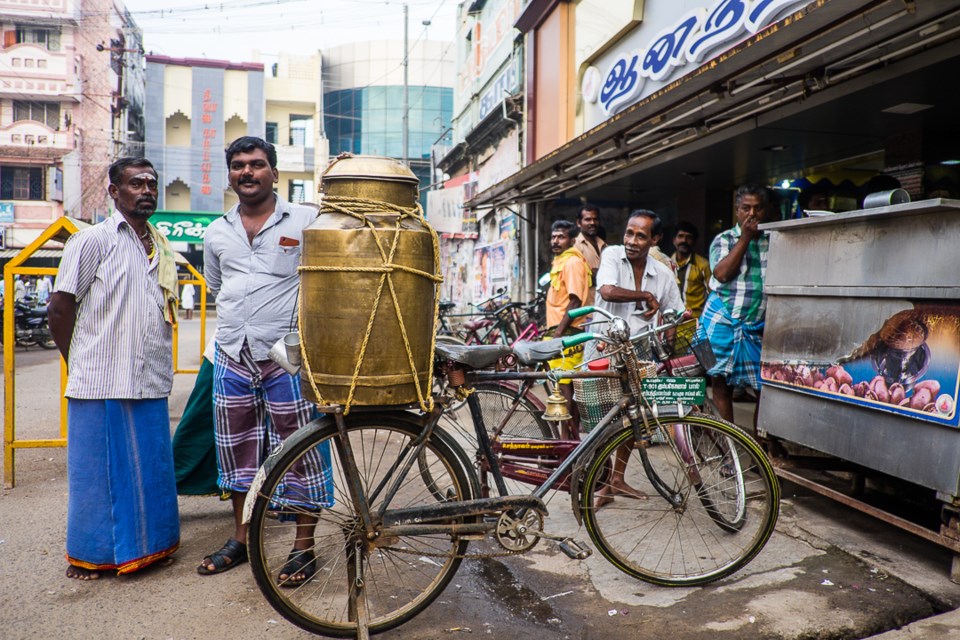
593 490 615 509
66 565 100 580
608 479 648 500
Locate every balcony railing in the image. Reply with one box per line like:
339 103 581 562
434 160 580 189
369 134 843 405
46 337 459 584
275 145 316 173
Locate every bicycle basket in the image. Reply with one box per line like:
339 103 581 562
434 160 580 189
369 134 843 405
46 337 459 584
573 361 657 433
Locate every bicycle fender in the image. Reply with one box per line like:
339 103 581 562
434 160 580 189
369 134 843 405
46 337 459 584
241 415 336 525
568 403 696 525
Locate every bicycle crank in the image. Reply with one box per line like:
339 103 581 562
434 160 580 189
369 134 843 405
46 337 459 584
495 510 544 552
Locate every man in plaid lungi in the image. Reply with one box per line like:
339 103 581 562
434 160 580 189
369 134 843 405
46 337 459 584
697 184 770 423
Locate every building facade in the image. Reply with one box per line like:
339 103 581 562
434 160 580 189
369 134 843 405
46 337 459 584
144 55 265 218
322 39 455 208
0 0 143 249
433 0 527 307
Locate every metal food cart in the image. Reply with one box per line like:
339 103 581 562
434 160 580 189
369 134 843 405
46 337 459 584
757 199 960 578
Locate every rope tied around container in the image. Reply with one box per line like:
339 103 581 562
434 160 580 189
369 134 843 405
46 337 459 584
297 194 442 414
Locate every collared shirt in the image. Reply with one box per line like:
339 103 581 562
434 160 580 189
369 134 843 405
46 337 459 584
204 195 318 362
708 225 769 323
595 245 684 335
573 233 606 308
672 252 711 318
545 249 591 330
54 212 172 399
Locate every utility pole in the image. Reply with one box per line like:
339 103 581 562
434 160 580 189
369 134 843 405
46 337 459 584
402 2 409 167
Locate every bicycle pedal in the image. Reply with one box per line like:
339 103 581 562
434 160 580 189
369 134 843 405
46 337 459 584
558 539 592 560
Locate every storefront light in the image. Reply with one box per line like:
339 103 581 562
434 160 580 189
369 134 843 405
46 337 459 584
941 160 960 166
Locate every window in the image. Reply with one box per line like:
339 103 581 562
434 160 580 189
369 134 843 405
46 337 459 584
13 101 61 129
0 166 45 200
289 114 313 147
14 26 61 51
288 179 314 204
265 122 278 144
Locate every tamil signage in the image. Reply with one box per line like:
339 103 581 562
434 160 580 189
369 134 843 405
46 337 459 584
151 211 222 244
587 0 813 118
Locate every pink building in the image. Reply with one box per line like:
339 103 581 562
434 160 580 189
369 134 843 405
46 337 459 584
0 0 144 251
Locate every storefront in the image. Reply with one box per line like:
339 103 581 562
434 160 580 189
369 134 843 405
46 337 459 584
471 0 960 258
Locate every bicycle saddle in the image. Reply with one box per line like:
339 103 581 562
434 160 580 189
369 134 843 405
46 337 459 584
462 318 493 331
434 342 512 369
511 338 566 366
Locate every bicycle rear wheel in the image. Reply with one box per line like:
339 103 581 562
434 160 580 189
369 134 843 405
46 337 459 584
248 415 474 637
581 414 779 587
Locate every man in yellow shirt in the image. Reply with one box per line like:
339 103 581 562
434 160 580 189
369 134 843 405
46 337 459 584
671 222 711 318
546 219 591 438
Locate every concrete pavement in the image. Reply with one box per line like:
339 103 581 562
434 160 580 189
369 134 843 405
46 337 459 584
3 317 960 638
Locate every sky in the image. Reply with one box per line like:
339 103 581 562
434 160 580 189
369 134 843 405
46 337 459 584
121 0 459 63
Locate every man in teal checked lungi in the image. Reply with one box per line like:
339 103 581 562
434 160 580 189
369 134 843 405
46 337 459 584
48 157 180 580
697 184 770 424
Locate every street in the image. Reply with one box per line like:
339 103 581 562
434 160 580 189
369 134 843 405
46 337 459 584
2 318 960 639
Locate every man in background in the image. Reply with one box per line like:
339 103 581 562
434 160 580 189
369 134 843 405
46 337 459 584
546 219 591 439
671 222 711 319
573 204 606 307
698 184 770 424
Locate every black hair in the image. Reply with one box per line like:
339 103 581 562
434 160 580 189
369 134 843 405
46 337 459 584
577 204 601 221
108 157 155 186
627 209 663 237
734 183 770 209
674 221 699 240
225 136 278 169
551 219 578 239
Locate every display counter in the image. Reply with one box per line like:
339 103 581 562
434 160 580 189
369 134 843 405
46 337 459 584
757 198 960 574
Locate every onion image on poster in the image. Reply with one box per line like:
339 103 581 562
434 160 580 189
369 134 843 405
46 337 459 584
762 307 958 422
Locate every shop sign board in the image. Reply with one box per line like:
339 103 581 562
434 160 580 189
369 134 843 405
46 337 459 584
761 304 960 428
427 185 466 235
587 0 813 119
457 0 523 104
478 59 520 122
151 211 222 244
0 202 14 224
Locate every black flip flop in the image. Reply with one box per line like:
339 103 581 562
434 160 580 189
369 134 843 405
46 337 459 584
278 548 316 588
197 538 248 575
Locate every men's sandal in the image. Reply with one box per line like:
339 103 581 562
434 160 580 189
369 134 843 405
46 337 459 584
278 548 316 588
197 538 248 575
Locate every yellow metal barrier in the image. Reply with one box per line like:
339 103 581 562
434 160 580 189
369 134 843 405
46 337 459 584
172 263 208 374
3 217 205 488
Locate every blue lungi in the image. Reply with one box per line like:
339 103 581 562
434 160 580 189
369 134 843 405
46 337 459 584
696 293 765 390
66 398 180 573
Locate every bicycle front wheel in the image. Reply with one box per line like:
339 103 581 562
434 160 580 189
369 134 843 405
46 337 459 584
248 415 474 637
581 413 779 587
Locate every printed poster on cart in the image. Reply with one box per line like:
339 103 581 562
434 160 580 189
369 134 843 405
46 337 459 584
762 304 960 427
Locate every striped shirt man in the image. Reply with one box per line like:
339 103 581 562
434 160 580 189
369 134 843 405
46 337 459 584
708 225 769 323
54 212 173 399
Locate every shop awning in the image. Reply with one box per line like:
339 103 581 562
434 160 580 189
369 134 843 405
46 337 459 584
468 0 960 208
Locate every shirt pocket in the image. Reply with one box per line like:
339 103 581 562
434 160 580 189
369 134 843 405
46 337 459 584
267 246 301 277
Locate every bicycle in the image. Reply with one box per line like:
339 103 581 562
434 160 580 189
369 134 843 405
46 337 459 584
244 306 780 637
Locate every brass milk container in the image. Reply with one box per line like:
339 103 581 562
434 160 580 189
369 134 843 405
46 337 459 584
300 155 437 407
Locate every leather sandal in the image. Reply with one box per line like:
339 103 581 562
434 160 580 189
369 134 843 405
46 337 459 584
197 538 248 575
278 548 316 588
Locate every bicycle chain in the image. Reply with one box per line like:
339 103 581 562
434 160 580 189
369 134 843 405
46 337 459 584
378 542 528 560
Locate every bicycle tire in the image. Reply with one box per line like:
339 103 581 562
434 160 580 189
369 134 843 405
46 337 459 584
248 415 474 637
580 413 779 587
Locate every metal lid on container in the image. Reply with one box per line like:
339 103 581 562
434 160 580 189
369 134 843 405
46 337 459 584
321 153 419 186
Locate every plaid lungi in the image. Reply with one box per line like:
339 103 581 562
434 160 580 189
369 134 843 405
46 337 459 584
213 344 333 508
696 292 764 390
